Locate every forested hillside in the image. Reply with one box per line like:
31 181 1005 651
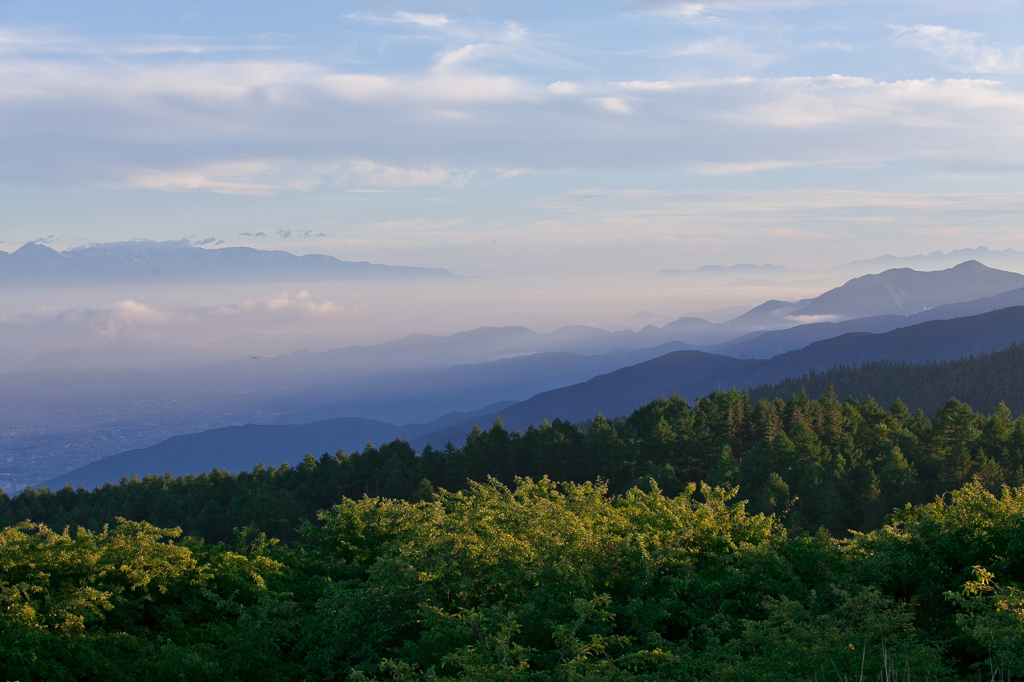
6 388 1023 540
3 310 1021 675
4 389 1024 680
749 343 1024 417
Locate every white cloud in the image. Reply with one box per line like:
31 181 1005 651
393 12 452 29
122 157 477 195
0 26 280 56
128 161 280 195
275 230 326 239
727 75 1024 131
785 314 843 323
614 77 755 91
589 97 633 114
892 24 1024 74
214 290 347 319
496 168 534 180
114 300 175 325
614 75 1024 137
690 160 797 175
548 81 583 96
636 0 836 17
0 16 1023 197
0 27 533 110
346 160 475 188
650 3 709 17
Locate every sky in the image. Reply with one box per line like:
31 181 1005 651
1 0 1023 280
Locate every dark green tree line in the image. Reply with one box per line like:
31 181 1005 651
749 343 1024 417
5 389 1024 542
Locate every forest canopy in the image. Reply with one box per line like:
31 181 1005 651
3 387 1024 680
6 387 1023 541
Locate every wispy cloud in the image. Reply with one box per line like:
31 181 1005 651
0 7 1022 208
275 229 326 239
690 160 798 175
669 37 777 68
589 97 633 114
614 74 1024 136
634 0 838 18
120 158 477 195
0 27 280 56
393 12 452 29
892 24 1024 74
345 10 453 30
344 160 475 188
128 162 280 195
548 81 584 96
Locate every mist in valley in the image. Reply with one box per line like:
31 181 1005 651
3 239 1024 492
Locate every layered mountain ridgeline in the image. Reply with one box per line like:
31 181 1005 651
6 261 1024 494
412 304 1024 449
794 259 1024 318
35 303 1024 492
716 283 1024 359
749 343 1024 416
10 389 1024 544
1 478 1023 680
658 246 1024 278
0 240 458 285
651 260 1024 344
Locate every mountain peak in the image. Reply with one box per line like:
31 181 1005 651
13 241 60 255
794 261 1024 320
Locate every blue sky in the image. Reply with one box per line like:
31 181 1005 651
1 0 1023 277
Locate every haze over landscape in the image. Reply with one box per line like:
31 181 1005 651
6 1 1024 678
1 0 1023 492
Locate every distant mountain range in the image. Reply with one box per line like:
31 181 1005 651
42 304 1024 491
10 260 1024 491
792 261 1024 319
409 304 1024 448
658 247 1024 279
266 342 695 425
716 284 1024 359
641 261 1024 344
0 240 457 285
833 247 1024 274
706 261 1024 332
40 402 516 492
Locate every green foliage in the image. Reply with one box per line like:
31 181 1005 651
1 476 1024 679
946 566 1024 679
7 388 1024 543
0 519 303 681
5 389 1024 678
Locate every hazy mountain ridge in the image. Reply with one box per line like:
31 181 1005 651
834 246 1024 274
656 247 1024 279
0 341 693 490
41 305 1024 490
716 285 1024 359
0 240 457 284
10 260 1024 492
793 261 1024 319
269 342 695 426
39 401 519 491
410 305 1024 449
